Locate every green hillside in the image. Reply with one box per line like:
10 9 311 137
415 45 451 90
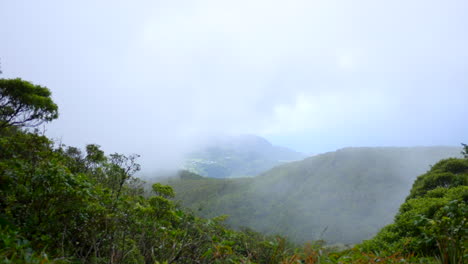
183 134 305 178
167 147 462 244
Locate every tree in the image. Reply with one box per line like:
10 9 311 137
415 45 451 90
0 78 58 129
462 143 468 159
85 144 107 167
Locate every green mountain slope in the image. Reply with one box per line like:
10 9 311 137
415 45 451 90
168 146 462 244
183 134 305 178
360 156 468 261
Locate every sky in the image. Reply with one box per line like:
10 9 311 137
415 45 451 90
1 0 467 171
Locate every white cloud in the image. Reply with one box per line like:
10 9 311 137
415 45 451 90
261 88 389 135
1 0 467 169
337 54 354 70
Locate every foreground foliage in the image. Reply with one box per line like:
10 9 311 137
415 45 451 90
360 157 468 263
0 127 298 263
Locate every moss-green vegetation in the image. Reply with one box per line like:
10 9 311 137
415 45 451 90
0 126 303 263
359 158 467 263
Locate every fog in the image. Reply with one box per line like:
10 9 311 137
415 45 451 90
1 0 467 172
165 146 462 244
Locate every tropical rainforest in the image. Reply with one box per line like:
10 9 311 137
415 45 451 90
1 78 467 263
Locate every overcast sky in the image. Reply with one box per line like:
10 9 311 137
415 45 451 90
1 0 467 170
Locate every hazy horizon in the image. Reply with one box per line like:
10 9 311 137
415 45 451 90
1 0 467 171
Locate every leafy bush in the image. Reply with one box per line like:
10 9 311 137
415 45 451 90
360 156 468 263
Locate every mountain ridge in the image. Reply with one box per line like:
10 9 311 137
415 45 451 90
168 145 462 244
183 134 306 178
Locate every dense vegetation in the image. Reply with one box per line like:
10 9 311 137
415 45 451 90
183 135 305 178
360 156 468 263
1 128 307 263
166 147 461 244
0 78 466 263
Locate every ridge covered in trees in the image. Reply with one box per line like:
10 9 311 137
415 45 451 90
166 147 461 244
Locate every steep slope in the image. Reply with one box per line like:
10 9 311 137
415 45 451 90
168 146 461 244
360 156 468 260
183 134 305 178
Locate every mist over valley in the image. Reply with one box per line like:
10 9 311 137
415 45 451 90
159 145 462 244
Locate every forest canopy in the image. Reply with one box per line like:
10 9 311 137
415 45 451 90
0 78 58 129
